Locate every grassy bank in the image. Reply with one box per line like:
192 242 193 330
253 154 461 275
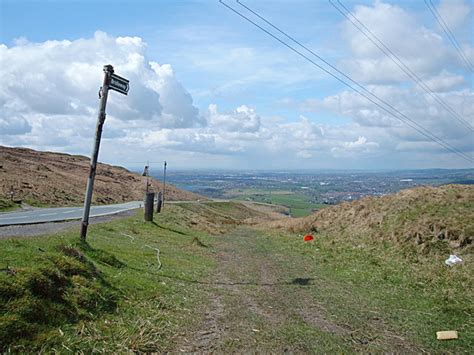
0 198 18 212
1 202 259 352
261 184 473 352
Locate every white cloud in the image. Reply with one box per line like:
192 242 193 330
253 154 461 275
149 62 203 128
129 104 266 156
331 136 379 157
0 3 472 170
139 129 219 154
300 85 473 146
207 104 261 132
288 1 473 165
422 71 466 92
0 115 32 135
437 0 471 29
339 1 471 82
0 32 201 150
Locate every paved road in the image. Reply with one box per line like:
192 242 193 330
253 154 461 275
0 201 142 226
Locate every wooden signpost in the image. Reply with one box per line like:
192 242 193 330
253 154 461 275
80 65 129 241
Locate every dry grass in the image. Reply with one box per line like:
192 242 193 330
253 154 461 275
0 145 202 207
162 201 278 235
268 184 473 256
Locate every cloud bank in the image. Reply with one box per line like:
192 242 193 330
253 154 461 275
0 0 472 169
0 31 201 150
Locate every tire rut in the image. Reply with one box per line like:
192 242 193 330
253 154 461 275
171 226 421 353
175 228 284 352
172 227 347 352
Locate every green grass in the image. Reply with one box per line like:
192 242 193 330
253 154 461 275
226 189 324 217
0 198 18 212
0 205 219 352
23 199 53 208
1 200 472 352
255 230 473 352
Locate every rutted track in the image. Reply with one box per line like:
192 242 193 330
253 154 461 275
173 226 419 353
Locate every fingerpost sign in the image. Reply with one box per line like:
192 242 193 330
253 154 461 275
80 65 130 241
109 73 130 95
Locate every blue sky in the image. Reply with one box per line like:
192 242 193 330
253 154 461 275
1 1 344 116
1 0 473 170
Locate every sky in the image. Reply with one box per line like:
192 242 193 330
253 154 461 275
0 0 473 171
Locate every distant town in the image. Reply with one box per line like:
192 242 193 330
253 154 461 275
162 169 474 211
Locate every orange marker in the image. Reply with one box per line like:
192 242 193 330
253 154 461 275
304 234 314 241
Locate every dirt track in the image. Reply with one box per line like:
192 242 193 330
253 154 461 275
172 227 419 353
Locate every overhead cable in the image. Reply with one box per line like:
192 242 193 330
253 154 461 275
424 0 473 71
219 1 473 163
330 0 473 132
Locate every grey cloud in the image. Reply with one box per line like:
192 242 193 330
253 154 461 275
0 115 32 135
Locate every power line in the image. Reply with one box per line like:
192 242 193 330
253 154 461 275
220 1 473 163
426 0 474 70
329 0 473 132
233 0 473 163
424 0 474 71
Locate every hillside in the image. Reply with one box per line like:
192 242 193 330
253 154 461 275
271 184 473 256
1 199 472 352
1 184 472 352
0 146 201 207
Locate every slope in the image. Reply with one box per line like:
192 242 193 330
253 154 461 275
0 145 201 207
271 184 473 256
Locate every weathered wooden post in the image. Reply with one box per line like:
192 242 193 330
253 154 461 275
80 65 129 241
80 65 113 241
156 191 162 213
162 161 167 210
144 192 155 222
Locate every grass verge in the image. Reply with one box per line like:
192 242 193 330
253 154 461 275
0 198 18 212
0 203 226 352
256 228 473 352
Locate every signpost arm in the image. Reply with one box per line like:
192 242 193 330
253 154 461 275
80 64 114 241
